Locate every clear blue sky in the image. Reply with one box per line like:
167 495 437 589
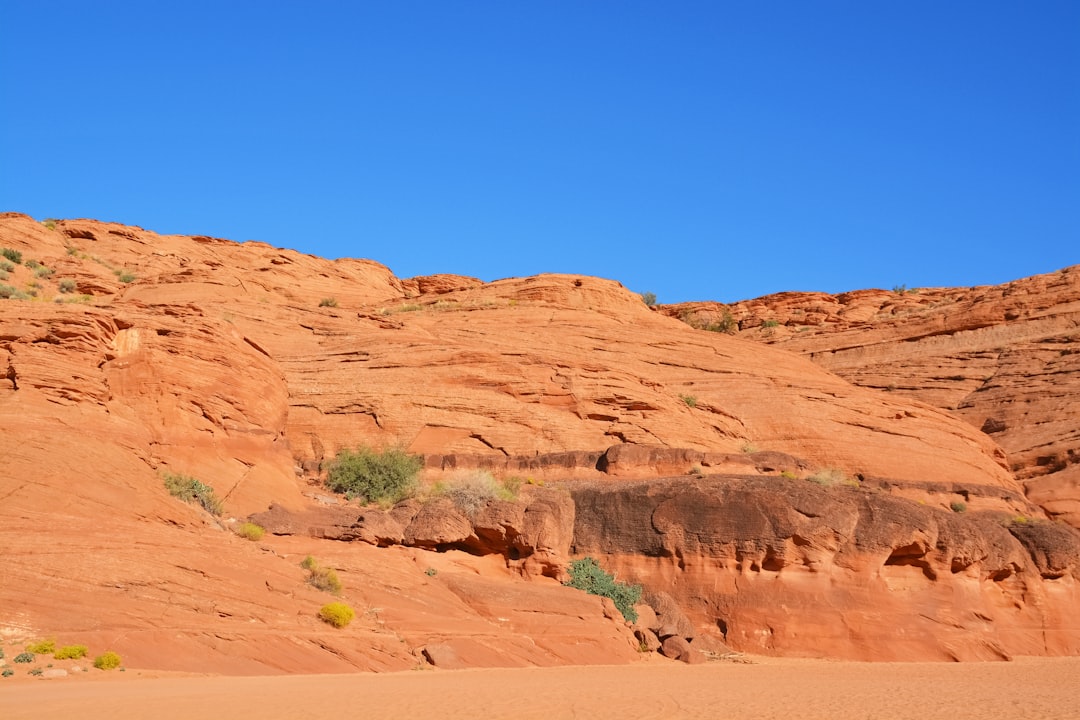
1 2 1077 303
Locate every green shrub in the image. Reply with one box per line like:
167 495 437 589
162 472 223 515
300 554 319 571
0 261 13 273
640 291 657 307
318 602 355 628
117 270 136 283
26 639 55 654
564 557 641 623
93 651 122 670
14 652 34 663
762 319 780 328
42 218 58 230
2 248 23 264
318 297 338 308
58 278 77 293
235 521 265 541
54 644 88 660
780 470 798 480
324 446 422 503
34 266 54 279
432 471 515 516
1 669 12 677
679 394 697 408
950 501 967 513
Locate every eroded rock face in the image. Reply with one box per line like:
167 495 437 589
570 477 1080 661
1 212 1075 669
664 266 1080 528
251 486 575 580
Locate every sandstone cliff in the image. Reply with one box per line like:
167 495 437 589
1 212 1077 669
663 268 1080 527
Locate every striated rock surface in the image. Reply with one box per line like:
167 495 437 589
1 211 1077 670
663 267 1080 527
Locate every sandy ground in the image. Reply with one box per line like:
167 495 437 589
3 656 1078 720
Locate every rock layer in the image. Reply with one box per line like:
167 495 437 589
664 267 1080 527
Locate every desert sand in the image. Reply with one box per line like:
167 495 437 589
3 656 1079 720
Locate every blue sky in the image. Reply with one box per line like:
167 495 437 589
1 2 1076 303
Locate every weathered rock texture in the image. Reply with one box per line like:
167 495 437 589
1 212 1077 670
663 267 1080 527
572 476 1080 661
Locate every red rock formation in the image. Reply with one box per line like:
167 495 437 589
663 267 1080 527
1 212 1076 669
571 476 1080 661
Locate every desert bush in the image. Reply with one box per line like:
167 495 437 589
0 260 13 272
318 602 355 628
2 248 23 264
301 556 342 594
54 644 88 660
780 470 798 480
93 651 122 670
26 639 55 654
319 297 338 308
762 319 779 328
309 566 342 594
324 446 422 503
950 501 967 513
640 291 657 307
0 284 29 300
235 522 265 541
42 218 58 230
564 557 641 623
34 266 54 279
14 652 34 663
162 472 223 515
58 278 77 293
680 309 737 334
117 270 136 283
807 468 846 486
1 669 12 677
432 471 516 516
679 394 697 408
